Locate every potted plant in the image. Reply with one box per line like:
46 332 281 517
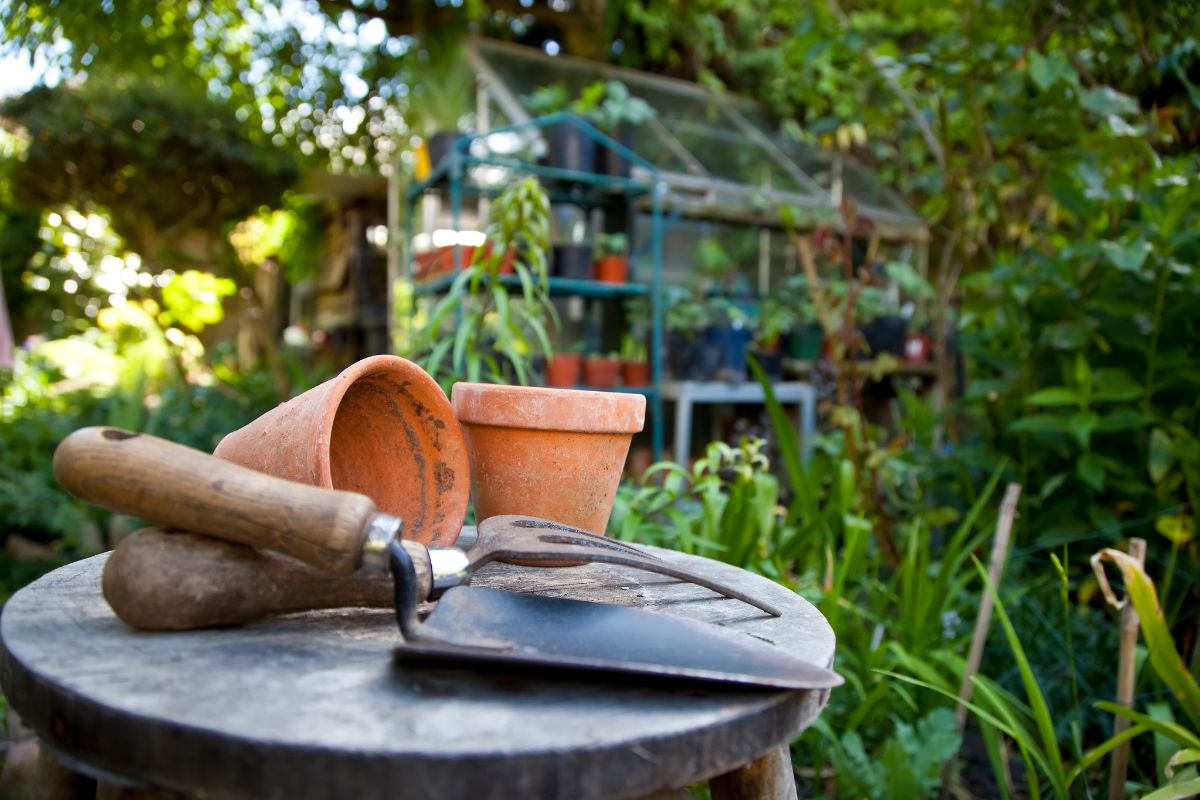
859 261 932 358
407 178 557 390
583 351 621 389
593 232 630 284
664 288 719 380
545 342 584 387
549 203 593 280
583 80 655 178
749 296 796 379
523 83 596 174
620 334 650 387
780 276 823 361
706 297 753 382
412 54 476 170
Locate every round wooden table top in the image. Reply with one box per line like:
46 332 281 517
0 547 835 800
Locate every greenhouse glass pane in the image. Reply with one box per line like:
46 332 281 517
616 74 812 196
476 43 692 173
839 158 919 217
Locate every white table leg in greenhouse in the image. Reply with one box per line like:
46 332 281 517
662 381 817 463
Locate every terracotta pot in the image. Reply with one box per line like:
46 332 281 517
451 383 646 534
592 255 629 284
545 353 582 387
621 360 651 387
582 357 621 389
214 355 469 546
413 245 477 280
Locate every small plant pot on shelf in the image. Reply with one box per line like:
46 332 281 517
551 244 594 280
545 120 597 174
621 360 651 387
450 383 646 534
667 331 721 381
593 256 629 284
785 323 824 361
583 356 621 389
904 332 932 364
601 127 635 179
708 324 753 382
750 348 784 380
861 315 907 358
545 353 583 387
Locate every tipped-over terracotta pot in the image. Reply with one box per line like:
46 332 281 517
214 355 469 546
451 383 645 535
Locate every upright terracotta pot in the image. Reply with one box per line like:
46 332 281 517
214 355 469 546
451 383 645 534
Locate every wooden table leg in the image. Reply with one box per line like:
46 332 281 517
710 743 798 800
0 738 96 800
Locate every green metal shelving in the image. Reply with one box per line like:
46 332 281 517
404 113 666 458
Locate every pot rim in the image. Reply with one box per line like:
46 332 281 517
322 355 469 543
451 382 645 434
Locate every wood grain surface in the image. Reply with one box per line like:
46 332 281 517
53 427 378 574
101 528 396 631
1 548 836 800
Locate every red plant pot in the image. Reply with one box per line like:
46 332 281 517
904 332 931 363
414 245 477 280
582 358 621 389
592 256 629 284
545 353 583 387
621 360 651 387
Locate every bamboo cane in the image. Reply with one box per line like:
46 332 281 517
940 482 1022 799
1106 537 1146 800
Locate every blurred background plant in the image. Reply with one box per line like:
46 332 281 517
402 177 556 390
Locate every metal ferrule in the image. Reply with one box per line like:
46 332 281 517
360 514 403 573
426 547 472 598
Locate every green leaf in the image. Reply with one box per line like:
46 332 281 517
1078 453 1105 491
1028 51 1076 91
1141 778 1200 800
1080 87 1140 117
1149 428 1176 483
1010 414 1067 435
1026 387 1080 406
1095 702 1200 751
1073 353 1092 392
1093 551 1200 729
1095 409 1154 433
1069 412 1099 447
1039 472 1068 501
1100 239 1152 272
1155 514 1195 546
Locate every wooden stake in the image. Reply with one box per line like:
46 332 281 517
1107 537 1146 800
955 483 1022 728
940 482 1022 798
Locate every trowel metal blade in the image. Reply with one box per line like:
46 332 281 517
393 586 842 691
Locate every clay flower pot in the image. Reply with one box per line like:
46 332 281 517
592 255 629 284
582 356 621 389
451 383 646 534
621 360 651 387
214 355 469 546
545 353 582 387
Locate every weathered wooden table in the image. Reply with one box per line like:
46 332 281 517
0 546 835 799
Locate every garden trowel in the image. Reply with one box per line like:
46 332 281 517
54 427 841 690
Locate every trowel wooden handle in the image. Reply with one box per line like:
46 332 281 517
103 528 398 631
55 427 377 574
